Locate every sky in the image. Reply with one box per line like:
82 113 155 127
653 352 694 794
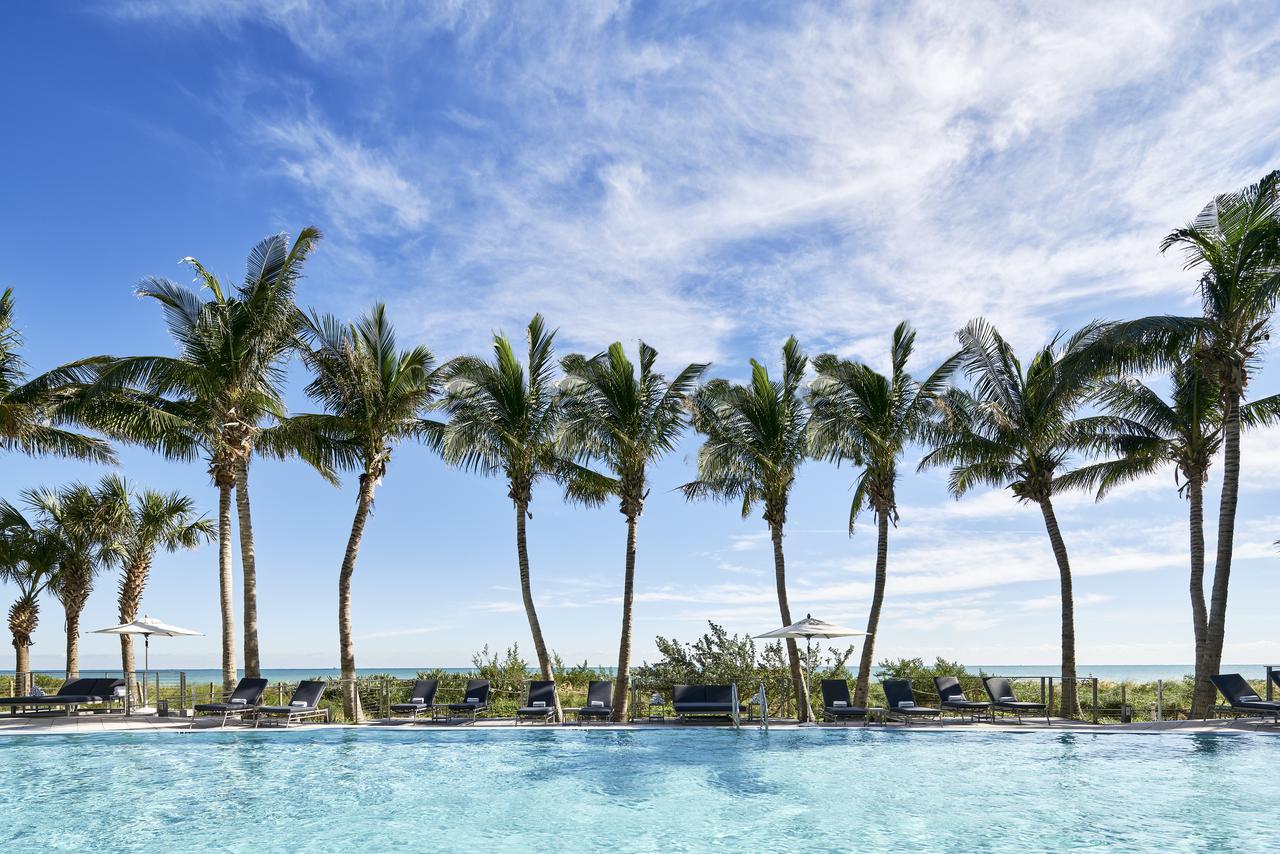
1 0 1279 672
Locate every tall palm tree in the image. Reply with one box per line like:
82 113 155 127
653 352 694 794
94 475 213 698
808 323 959 706
442 315 589 722
0 287 115 463
920 319 1116 718
22 483 120 678
682 338 814 722
290 304 445 722
559 342 708 721
94 228 322 691
1103 171 1280 713
0 504 62 682
1065 361 1280 716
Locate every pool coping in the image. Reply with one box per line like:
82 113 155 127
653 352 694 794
2 714 1277 738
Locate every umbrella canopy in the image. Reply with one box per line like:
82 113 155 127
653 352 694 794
93 616 203 638
755 614 868 640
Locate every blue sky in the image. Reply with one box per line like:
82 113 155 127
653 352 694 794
2 1 1278 671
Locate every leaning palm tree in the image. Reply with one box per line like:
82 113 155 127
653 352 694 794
808 323 959 706
0 504 62 682
1101 171 1280 714
0 287 115 463
920 319 1116 718
94 475 213 698
559 342 708 721
441 315 587 722
289 304 445 722
1066 361 1280 716
682 338 814 722
22 483 121 678
94 228 322 691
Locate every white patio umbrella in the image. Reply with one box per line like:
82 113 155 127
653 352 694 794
756 614 869 725
93 615 202 709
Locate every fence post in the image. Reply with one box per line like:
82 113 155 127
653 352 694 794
179 671 187 714
1048 678 1054 718
1156 680 1164 722
1268 667 1274 702
1091 678 1098 725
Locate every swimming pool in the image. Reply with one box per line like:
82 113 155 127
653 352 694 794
2 728 1276 851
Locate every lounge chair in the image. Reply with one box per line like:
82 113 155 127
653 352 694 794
515 680 557 724
444 679 491 723
1270 668 1280 699
881 678 941 725
253 680 330 728
388 679 440 723
191 677 268 727
0 677 126 715
934 676 991 723
573 680 613 724
671 684 748 720
1210 673 1280 723
819 679 867 725
983 677 1050 724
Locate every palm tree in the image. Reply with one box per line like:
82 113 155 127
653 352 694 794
808 323 959 706
441 315 589 722
559 342 708 721
21 484 120 678
1066 362 1280 716
0 504 62 682
920 319 1116 718
1102 171 1280 714
94 475 213 699
0 287 115 463
290 304 445 722
94 228 322 691
681 338 814 722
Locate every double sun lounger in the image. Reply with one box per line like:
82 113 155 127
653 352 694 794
822 677 1037 725
0 677 127 715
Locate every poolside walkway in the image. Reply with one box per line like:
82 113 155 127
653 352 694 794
2 713 1278 736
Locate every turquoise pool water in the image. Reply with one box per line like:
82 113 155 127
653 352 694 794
1 729 1276 851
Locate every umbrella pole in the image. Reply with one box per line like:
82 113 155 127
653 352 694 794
801 635 815 726
143 633 150 710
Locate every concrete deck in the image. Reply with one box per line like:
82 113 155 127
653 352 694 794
2 712 1277 737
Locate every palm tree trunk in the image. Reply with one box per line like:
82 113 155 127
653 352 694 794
515 498 562 721
769 520 810 722
217 481 237 694
338 473 376 723
118 555 150 703
1187 478 1212 718
64 604 81 679
1037 496 1078 718
1200 393 1241 717
853 511 890 707
235 459 261 678
612 513 639 722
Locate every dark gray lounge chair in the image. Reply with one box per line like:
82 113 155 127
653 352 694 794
983 677 1049 724
1 678 126 715
820 679 867 725
881 678 941 725
672 684 748 720
515 680 557 724
254 680 330 728
388 679 440 723
1270 669 1280 699
1211 673 1280 723
934 676 991 723
444 679 491 723
574 680 613 724
191 677 268 727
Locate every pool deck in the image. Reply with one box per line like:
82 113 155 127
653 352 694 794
2 713 1278 736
